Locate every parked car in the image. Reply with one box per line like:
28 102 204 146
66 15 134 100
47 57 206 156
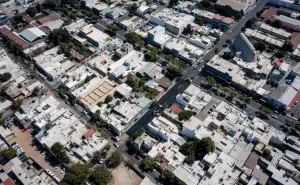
114 143 119 148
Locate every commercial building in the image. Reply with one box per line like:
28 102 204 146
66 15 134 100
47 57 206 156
258 23 292 39
105 7 127 20
5 78 44 100
147 26 172 48
244 28 284 47
38 111 87 149
193 9 235 31
19 27 46 43
79 24 111 48
189 36 213 50
176 84 212 114
115 42 133 58
269 0 300 11
117 16 142 31
72 77 117 110
64 19 88 35
0 157 58 185
216 0 255 13
37 14 64 31
137 62 163 79
109 50 144 78
33 47 75 80
14 95 65 129
0 49 25 86
231 33 257 63
150 8 194 36
88 50 115 76
136 5 150 15
60 65 97 91
100 96 151 136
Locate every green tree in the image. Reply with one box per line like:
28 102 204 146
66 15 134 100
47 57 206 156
125 32 145 47
48 28 72 45
179 141 196 156
62 163 90 185
295 123 300 131
184 155 195 165
272 20 282 28
178 110 193 121
196 137 215 159
165 54 173 61
32 87 40 96
194 15 203 25
26 7 37 17
50 142 70 164
261 106 272 113
254 41 266 52
104 95 113 103
0 72 12 82
89 166 112 185
1 148 17 161
262 149 271 159
110 25 119 33
166 66 183 80
46 123 53 130
107 151 123 168
168 0 179 7
205 76 216 86
0 119 4 126
141 157 156 171
91 151 103 164
281 41 293 52
161 171 186 185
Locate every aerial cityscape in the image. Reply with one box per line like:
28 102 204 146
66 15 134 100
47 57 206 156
0 0 299 185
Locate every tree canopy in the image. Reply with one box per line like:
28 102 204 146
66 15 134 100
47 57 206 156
161 171 186 185
26 7 37 17
166 66 183 80
88 166 112 185
62 163 90 185
48 28 72 45
50 142 70 164
141 157 157 171
0 72 12 82
125 32 145 50
180 137 215 160
107 151 123 168
178 110 193 121
104 95 113 103
254 41 266 52
1 148 17 161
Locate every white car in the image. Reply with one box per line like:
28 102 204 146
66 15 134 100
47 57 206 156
114 143 119 148
99 159 104 164
271 115 277 119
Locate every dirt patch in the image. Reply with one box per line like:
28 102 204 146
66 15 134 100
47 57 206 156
111 162 142 185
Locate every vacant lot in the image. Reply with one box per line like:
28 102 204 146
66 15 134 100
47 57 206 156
111 163 142 185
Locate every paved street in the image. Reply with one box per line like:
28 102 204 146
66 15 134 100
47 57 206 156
182 0 269 80
127 0 270 136
127 79 190 135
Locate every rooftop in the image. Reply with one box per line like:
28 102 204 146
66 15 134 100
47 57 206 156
216 0 251 11
19 27 46 43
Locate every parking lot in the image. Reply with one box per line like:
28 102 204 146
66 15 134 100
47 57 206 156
7 125 64 180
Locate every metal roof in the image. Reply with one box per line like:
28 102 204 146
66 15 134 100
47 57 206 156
19 27 46 42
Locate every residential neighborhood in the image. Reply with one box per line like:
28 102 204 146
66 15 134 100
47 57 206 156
0 0 299 185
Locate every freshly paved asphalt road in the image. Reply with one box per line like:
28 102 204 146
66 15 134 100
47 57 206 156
127 0 270 136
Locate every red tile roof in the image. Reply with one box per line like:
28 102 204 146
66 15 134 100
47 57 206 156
169 104 183 114
3 178 15 185
213 14 234 25
39 25 50 34
15 24 34 33
23 15 34 23
0 26 30 49
83 129 95 138
261 7 277 20
38 14 58 24
32 21 41 27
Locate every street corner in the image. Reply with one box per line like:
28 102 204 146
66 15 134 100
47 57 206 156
119 133 129 144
